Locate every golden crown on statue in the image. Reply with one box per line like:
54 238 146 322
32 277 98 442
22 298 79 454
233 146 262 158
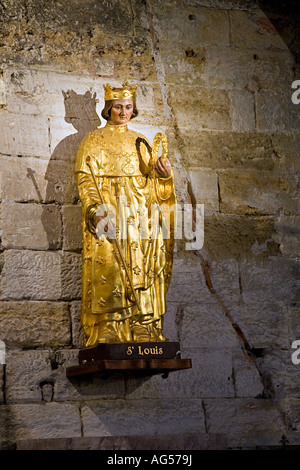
103 81 137 101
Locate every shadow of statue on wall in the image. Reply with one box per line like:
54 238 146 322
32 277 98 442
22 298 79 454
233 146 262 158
44 89 101 213
39 89 101 250
38 90 101 346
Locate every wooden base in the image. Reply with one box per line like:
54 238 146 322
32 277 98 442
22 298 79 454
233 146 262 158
66 342 192 379
78 341 181 362
66 357 192 378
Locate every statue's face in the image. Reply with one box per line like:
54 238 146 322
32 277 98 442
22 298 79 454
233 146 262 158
109 99 134 125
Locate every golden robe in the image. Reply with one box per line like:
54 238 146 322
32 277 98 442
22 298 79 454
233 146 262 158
75 122 176 346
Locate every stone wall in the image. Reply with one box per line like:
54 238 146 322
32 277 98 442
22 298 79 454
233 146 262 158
0 0 299 450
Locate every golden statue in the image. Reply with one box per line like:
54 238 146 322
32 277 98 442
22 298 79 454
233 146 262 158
75 81 176 347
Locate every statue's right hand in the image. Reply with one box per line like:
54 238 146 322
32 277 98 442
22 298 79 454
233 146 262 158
94 214 115 239
94 214 106 228
94 214 109 232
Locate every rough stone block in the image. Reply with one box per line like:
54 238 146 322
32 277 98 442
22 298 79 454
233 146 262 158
230 10 293 51
70 300 86 348
60 252 82 300
0 154 78 204
181 46 295 91
0 155 47 202
169 85 232 130
49 115 102 162
160 302 180 342
239 258 298 305
163 48 293 95
15 433 228 450
0 1 133 69
256 349 299 402
180 303 241 349
202 46 255 89
284 400 300 446
0 364 4 403
232 302 289 349
81 398 205 437
0 404 81 442
218 169 298 215
288 305 300 345
251 50 294 91
114 47 157 83
274 215 300 258
172 250 202 273
204 398 286 448
0 112 50 158
5 349 53 403
270 135 300 195
0 71 6 108
208 259 241 307
173 130 275 170
171 256 243 333
193 348 235 397
166 271 219 305
232 89 255 131
232 353 264 397
43 159 79 204
203 213 279 261
49 117 79 156
136 82 158 110
256 89 300 133
62 205 82 251
161 48 207 87
52 349 126 402
0 301 71 348
188 169 219 212
131 104 167 128
151 4 230 48
125 347 235 399
4 67 101 117
1 250 82 300
1 203 62 250
6 347 124 404
180 0 256 9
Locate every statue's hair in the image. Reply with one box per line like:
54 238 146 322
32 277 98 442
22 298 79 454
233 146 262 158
101 99 138 121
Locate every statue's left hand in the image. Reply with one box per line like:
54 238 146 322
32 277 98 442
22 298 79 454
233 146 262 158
154 157 172 178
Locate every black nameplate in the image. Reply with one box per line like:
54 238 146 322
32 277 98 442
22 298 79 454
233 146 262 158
79 342 181 363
